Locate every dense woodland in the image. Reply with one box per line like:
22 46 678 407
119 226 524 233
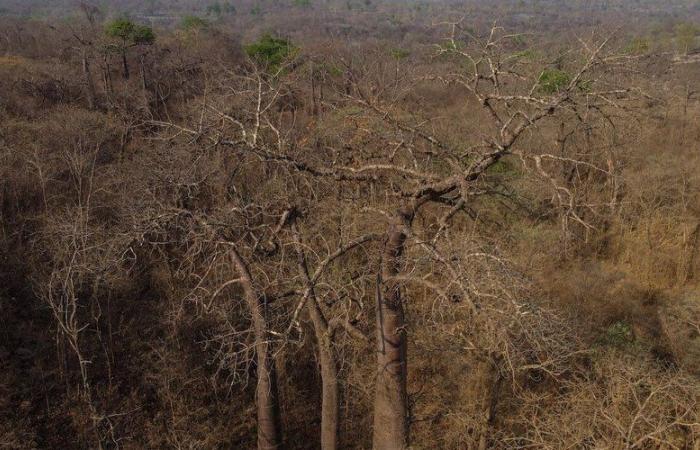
1 0 700 448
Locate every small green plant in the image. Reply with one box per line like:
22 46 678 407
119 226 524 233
438 39 463 52
537 68 571 94
511 34 527 47
486 159 518 176
597 321 635 349
320 63 343 77
511 49 537 60
294 0 311 7
245 34 297 71
390 48 410 60
625 36 650 55
577 78 593 93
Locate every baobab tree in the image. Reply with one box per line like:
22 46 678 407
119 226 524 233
308 23 642 448
104 19 155 80
153 24 642 449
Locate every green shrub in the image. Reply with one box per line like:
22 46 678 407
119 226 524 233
597 321 635 349
105 18 155 45
390 48 410 59
625 36 650 55
245 34 297 70
512 49 537 60
538 68 571 94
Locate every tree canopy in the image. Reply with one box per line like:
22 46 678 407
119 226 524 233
105 18 155 46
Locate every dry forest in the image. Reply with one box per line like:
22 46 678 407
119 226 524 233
1 0 700 448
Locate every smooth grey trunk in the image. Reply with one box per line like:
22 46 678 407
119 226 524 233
373 210 411 449
292 224 339 450
230 248 282 450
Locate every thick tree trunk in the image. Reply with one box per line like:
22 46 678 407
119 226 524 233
292 224 339 450
230 248 282 450
121 48 129 80
317 342 339 450
310 62 319 117
81 50 96 109
102 55 113 99
373 211 411 449
139 54 147 91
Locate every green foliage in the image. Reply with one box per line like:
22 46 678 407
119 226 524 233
131 24 155 45
537 68 571 94
105 18 135 41
105 18 155 45
512 49 537 60
390 48 410 59
207 1 236 16
511 34 527 47
438 40 464 52
577 79 593 93
486 159 519 176
294 0 312 7
625 36 651 55
245 34 297 70
321 63 343 77
180 15 209 30
597 321 635 349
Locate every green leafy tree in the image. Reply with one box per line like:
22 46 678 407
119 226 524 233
244 34 297 72
105 18 155 79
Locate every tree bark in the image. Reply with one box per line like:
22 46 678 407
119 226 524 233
292 224 339 450
139 54 147 92
121 47 129 80
81 50 96 109
102 54 113 99
372 209 412 449
230 248 282 450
